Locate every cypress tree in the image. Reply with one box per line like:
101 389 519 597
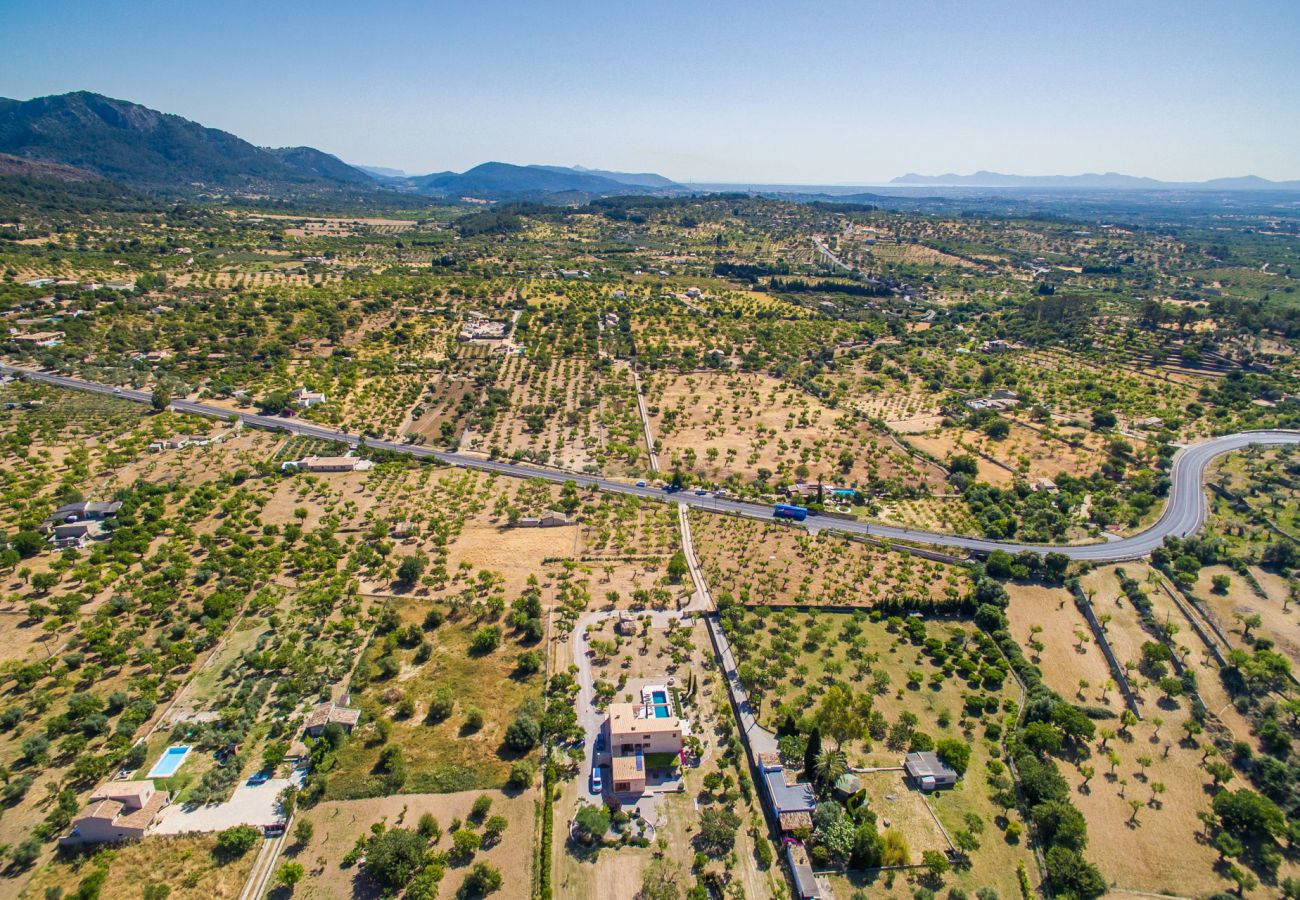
804 727 822 783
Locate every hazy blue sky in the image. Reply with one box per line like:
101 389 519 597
4 0 1299 183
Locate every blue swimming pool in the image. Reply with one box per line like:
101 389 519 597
651 690 670 718
147 745 192 778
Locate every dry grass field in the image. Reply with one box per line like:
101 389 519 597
1194 564 1300 666
906 421 1115 486
328 598 542 796
1007 564 1299 895
19 835 257 900
291 790 537 900
404 375 478 446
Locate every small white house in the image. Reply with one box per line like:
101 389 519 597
292 388 327 408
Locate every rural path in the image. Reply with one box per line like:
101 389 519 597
704 614 778 757
677 505 711 612
7 363 1298 562
628 365 660 473
238 820 291 900
678 506 778 755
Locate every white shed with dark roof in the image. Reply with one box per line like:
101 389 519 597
904 750 958 790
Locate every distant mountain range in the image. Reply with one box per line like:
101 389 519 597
890 171 1300 191
0 92 686 202
9 92 1291 205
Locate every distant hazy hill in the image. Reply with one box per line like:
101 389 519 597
533 165 680 189
356 165 407 179
402 161 680 200
0 92 375 196
891 170 1300 191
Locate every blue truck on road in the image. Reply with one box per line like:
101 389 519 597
773 503 808 521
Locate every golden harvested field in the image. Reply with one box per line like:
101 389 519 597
846 386 944 433
864 240 983 269
292 790 537 900
645 371 944 490
1006 582 1120 709
690 511 969 607
354 468 674 602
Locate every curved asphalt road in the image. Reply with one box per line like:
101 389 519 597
4 363 1297 562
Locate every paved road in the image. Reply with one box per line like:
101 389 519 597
5 363 1298 562
813 237 855 274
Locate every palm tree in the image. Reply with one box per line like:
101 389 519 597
814 748 848 789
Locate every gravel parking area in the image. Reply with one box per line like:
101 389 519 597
152 774 303 835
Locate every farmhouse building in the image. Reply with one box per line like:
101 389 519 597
608 702 682 755
604 700 683 796
291 387 327 408
833 772 862 799
1029 477 1059 495
42 500 122 529
11 330 64 346
757 754 816 831
50 521 102 549
904 750 958 791
458 314 510 341
284 455 373 473
42 500 122 545
304 701 361 736
516 511 572 528
65 781 168 844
